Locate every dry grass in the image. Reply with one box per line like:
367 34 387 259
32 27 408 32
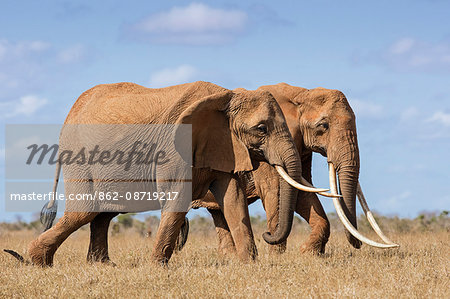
0 224 449 298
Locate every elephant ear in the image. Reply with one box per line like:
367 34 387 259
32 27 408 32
175 91 253 173
258 83 305 154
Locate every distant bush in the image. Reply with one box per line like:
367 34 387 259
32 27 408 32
326 210 449 234
1 210 448 236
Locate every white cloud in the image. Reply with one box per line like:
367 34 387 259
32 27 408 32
126 3 248 45
427 111 450 126
14 95 48 116
0 39 50 62
389 38 415 54
57 44 87 64
400 107 419 122
0 95 48 118
25 41 51 52
383 37 450 72
0 39 91 105
348 99 383 119
149 65 198 88
417 110 450 140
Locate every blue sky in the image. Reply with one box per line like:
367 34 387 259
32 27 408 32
1 0 449 221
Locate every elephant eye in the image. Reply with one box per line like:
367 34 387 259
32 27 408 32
255 123 268 134
316 122 329 132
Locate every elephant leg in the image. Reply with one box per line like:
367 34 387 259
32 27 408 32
173 217 189 252
211 176 257 261
151 211 187 264
296 192 330 254
208 208 236 256
28 211 99 266
87 212 118 264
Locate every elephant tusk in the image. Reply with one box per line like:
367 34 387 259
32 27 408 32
357 182 399 246
299 177 343 198
275 165 329 193
328 163 399 249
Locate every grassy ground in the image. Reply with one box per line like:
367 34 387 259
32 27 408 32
0 221 448 298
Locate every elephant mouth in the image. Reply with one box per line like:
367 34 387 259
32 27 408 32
311 146 327 157
248 147 266 161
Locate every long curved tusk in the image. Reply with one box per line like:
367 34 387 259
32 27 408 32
299 177 343 198
328 163 399 249
275 165 329 193
357 182 399 246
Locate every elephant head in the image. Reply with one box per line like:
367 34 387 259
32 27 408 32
259 83 398 248
175 87 328 244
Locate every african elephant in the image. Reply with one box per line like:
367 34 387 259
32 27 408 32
180 83 398 254
5 81 328 266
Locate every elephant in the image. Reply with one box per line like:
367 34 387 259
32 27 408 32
178 83 399 255
4 81 329 266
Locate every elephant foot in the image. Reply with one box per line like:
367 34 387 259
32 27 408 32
299 239 326 255
88 258 117 267
87 253 116 266
220 244 257 262
151 252 169 265
217 243 237 256
151 244 173 265
216 231 237 256
28 239 55 267
301 215 330 255
268 243 286 254
346 232 362 249
151 252 170 265
237 243 258 262
100 259 117 267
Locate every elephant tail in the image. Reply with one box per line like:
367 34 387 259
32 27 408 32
3 249 30 265
40 161 61 231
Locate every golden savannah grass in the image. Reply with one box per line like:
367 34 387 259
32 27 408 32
0 215 449 298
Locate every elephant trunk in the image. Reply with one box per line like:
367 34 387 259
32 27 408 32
262 139 301 245
332 129 361 248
